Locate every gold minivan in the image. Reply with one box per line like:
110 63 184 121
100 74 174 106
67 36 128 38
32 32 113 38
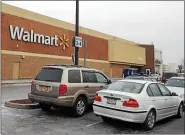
28 64 112 117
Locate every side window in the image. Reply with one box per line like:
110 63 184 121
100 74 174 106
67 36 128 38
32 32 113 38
95 72 107 83
147 87 154 96
82 71 97 83
157 84 171 96
68 70 81 83
149 84 162 96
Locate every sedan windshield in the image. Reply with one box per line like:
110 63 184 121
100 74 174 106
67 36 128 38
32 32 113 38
166 79 184 88
106 81 144 94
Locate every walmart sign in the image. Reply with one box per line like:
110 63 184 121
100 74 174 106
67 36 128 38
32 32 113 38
9 25 59 46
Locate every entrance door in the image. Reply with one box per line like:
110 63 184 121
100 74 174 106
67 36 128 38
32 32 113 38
146 69 151 76
12 62 20 80
123 69 129 78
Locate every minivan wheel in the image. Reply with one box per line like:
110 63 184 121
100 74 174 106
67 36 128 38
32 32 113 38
39 103 52 111
72 96 87 117
176 103 183 118
143 110 156 130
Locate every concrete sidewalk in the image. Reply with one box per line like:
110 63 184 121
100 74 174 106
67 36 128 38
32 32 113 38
1 79 32 85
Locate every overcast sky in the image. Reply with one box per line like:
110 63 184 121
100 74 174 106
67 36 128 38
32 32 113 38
3 1 184 64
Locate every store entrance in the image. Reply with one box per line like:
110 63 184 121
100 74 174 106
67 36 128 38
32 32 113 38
123 66 143 78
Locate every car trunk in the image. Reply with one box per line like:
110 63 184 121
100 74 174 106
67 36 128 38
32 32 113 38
97 90 139 110
31 67 63 98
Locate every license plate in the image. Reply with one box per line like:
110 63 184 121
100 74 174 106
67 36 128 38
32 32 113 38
107 98 117 105
39 86 48 91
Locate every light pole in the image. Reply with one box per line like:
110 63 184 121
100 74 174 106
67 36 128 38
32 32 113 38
74 0 79 65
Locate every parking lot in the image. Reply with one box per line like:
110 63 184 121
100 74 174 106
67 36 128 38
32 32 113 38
2 84 184 135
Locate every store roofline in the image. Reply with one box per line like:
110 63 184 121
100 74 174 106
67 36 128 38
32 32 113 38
2 3 137 45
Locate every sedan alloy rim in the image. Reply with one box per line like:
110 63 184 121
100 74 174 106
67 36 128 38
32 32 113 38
77 100 85 115
180 104 183 117
148 112 155 128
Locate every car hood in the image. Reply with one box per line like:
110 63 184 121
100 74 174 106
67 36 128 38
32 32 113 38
166 86 184 96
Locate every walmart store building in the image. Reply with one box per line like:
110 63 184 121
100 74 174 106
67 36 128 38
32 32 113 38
2 3 149 80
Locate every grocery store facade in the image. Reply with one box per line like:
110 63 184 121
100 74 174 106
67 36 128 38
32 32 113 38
2 3 148 80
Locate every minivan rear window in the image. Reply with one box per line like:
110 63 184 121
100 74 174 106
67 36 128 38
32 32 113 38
35 67 63 82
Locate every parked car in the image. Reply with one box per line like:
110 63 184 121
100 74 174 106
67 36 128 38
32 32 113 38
151 74 161 81
125 76 157 82
178 73 184 77
93 79 183 130
28 64 112 117
166 77 184 106
161 72 178 83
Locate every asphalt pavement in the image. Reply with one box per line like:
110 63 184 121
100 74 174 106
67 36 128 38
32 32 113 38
1 84 185 135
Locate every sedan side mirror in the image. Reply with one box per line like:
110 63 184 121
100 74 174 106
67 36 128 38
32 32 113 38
172 92 178 96
107 79 112 84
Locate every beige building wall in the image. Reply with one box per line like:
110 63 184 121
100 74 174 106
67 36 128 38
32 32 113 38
2 52 111 80
108 39 146 66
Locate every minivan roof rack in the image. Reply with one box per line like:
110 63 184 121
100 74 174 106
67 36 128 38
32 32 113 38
46 64 83 68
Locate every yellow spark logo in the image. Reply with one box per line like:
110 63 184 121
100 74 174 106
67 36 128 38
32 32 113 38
59 34 69 50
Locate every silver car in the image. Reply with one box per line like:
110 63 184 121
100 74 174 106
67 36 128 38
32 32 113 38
166 77 184 106
93 80 184 130
28 64 111 117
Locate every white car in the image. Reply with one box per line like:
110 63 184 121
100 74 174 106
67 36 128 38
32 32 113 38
166 77 184 104
178 73 184 77
151 74 161 81
93 80 183 130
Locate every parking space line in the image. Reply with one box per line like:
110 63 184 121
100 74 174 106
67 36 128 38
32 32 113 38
86 121 102 127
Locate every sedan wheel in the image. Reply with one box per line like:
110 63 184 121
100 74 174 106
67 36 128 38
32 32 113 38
147 112 155 128
180 104 183 117
143 110 156 130
176 103 183 118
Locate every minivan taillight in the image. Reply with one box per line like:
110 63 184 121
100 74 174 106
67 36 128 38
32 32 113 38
123 98 139 108
59 85 67 95
94 93 102 102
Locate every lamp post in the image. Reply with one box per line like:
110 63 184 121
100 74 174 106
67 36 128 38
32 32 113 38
74 0 79 65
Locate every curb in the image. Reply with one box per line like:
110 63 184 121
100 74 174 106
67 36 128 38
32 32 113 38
5 101 40 109
1 83 31 87
1 80 32 86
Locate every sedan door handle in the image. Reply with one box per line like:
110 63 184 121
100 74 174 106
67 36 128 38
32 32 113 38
85 85 89 88
165 99 168 101
153 100 156 101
